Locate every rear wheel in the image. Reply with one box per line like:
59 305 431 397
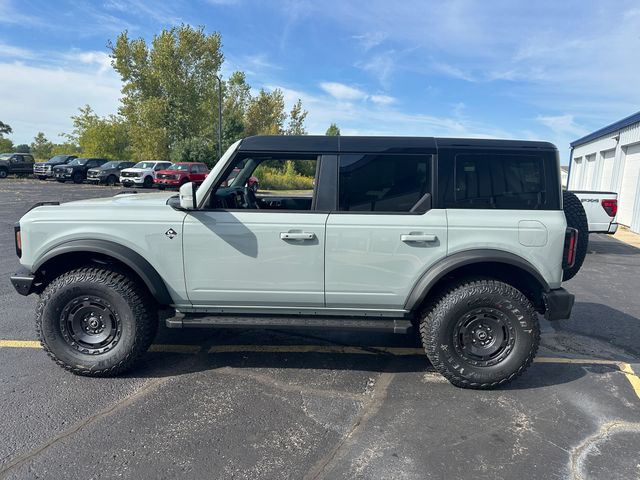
143 176 153 188
562 191 588 281
420 279 539 389
36 267 158 376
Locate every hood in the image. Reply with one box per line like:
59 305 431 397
62 191 176 208
121 167 148 173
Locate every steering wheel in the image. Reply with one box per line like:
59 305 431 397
243 186 260 209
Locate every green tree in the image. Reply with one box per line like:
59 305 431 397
0 138 13 152
325 123 340 136
50 142 82 156
221 71 251 150
244 89 286 136
170 136 216 166
285 99 308 135
0 121 12 136
31 132 54 160
15 144 30 153
110 25 224 160
68 105 130 159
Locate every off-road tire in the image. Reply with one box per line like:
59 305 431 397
562 191 588 281
36 267 158 376
420 279 539 389
0 168 7 179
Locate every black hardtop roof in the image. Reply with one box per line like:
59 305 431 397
238 135 556 153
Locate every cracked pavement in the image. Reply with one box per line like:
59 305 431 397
1 179 639 479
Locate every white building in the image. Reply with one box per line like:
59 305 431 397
568 111 640 234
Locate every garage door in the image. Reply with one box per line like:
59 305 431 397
618 143 640 226
570 157 583 189
600 149 615 191
584 154 596 190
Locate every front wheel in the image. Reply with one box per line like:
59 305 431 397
106 175 117 186
420 279 539 389
72 172 83 184
0 168 8 179
36 267 158 376
38 176 48 181
143 176 153 188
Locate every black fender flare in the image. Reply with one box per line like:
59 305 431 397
33 239 173 305
404 249 550 311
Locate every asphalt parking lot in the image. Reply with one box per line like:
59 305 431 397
1 178 639 480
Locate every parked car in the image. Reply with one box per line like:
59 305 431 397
0 152 35 179
221 167 259 192
154 162 209 189
11 135 579 389
86 161 135 186
53 158 109 183
33 155 78 180
120 161 172 188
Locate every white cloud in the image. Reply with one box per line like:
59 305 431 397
369 94 395 106
66 51 113 74
0 61 121 143
356 51 395 87
431 62 476 82
320 82 367 101
352 32 387 51
536 114 587 138
0 42 35 59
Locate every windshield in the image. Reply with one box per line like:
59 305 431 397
100 161 119 169
48 155 70 164
0 154 11 160
167 164 190 171
68 158 88 166
133 161 157 169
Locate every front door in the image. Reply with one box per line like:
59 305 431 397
324 152 448 310
183 153 326 308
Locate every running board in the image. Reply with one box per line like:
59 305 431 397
166 313 412 334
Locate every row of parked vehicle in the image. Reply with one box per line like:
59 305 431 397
0 152 211 189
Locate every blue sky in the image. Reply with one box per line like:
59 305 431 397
1 0 639 163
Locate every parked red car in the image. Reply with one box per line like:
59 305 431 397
221 167 260 192
154 162 209 189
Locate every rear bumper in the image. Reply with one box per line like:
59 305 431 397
607 222 618 234
543 288 574 321
10 268 35 296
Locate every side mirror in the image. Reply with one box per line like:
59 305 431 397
179 182 197 210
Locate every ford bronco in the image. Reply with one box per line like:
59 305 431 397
11 136 580 389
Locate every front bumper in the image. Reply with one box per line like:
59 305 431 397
542 288 574 320
54 172 72 179
10 268 35 296
120 177 143 186
86 177 105 184
155 179 180 187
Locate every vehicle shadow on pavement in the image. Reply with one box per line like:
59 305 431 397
588 235 640 255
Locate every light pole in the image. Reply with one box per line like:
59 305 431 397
214 75 223 160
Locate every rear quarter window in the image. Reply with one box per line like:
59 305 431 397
438 149 560 210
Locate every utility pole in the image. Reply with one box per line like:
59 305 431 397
215 74 223 160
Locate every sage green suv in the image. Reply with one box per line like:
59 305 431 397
11 136 579 388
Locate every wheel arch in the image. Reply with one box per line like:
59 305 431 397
405 249 550 314
32 239 173 305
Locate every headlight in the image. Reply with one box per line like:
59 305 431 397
66 167 73 173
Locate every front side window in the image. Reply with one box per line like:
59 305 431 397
338 154 431 212
453 154 545 209
167 164 190 171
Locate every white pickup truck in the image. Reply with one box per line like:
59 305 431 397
570 191 618 234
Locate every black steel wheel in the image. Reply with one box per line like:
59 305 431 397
36 266 158 376
420 279 539 389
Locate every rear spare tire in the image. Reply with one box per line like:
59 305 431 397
562 191 588 281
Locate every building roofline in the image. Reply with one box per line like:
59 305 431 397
571 110 640 148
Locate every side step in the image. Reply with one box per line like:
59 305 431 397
166 313 412 334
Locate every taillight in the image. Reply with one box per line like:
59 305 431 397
563 227 578 269
601 199 617 217
14 224 21 258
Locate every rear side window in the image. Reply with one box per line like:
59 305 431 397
451 153 548 209
338 154 431 212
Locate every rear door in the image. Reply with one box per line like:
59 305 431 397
325 151 448 310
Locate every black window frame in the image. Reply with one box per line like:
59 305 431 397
334 152 436 215
198 151 329 213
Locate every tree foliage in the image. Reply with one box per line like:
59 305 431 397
244 89 287 136
0 121 12 136
67 105 130 159
15 144 30 153
169 136 216 165
285 99 308 135
0 137 13 152
31 132 54 160
325 123 341 136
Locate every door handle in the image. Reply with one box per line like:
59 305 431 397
280 232 316 241
400 233 437 243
